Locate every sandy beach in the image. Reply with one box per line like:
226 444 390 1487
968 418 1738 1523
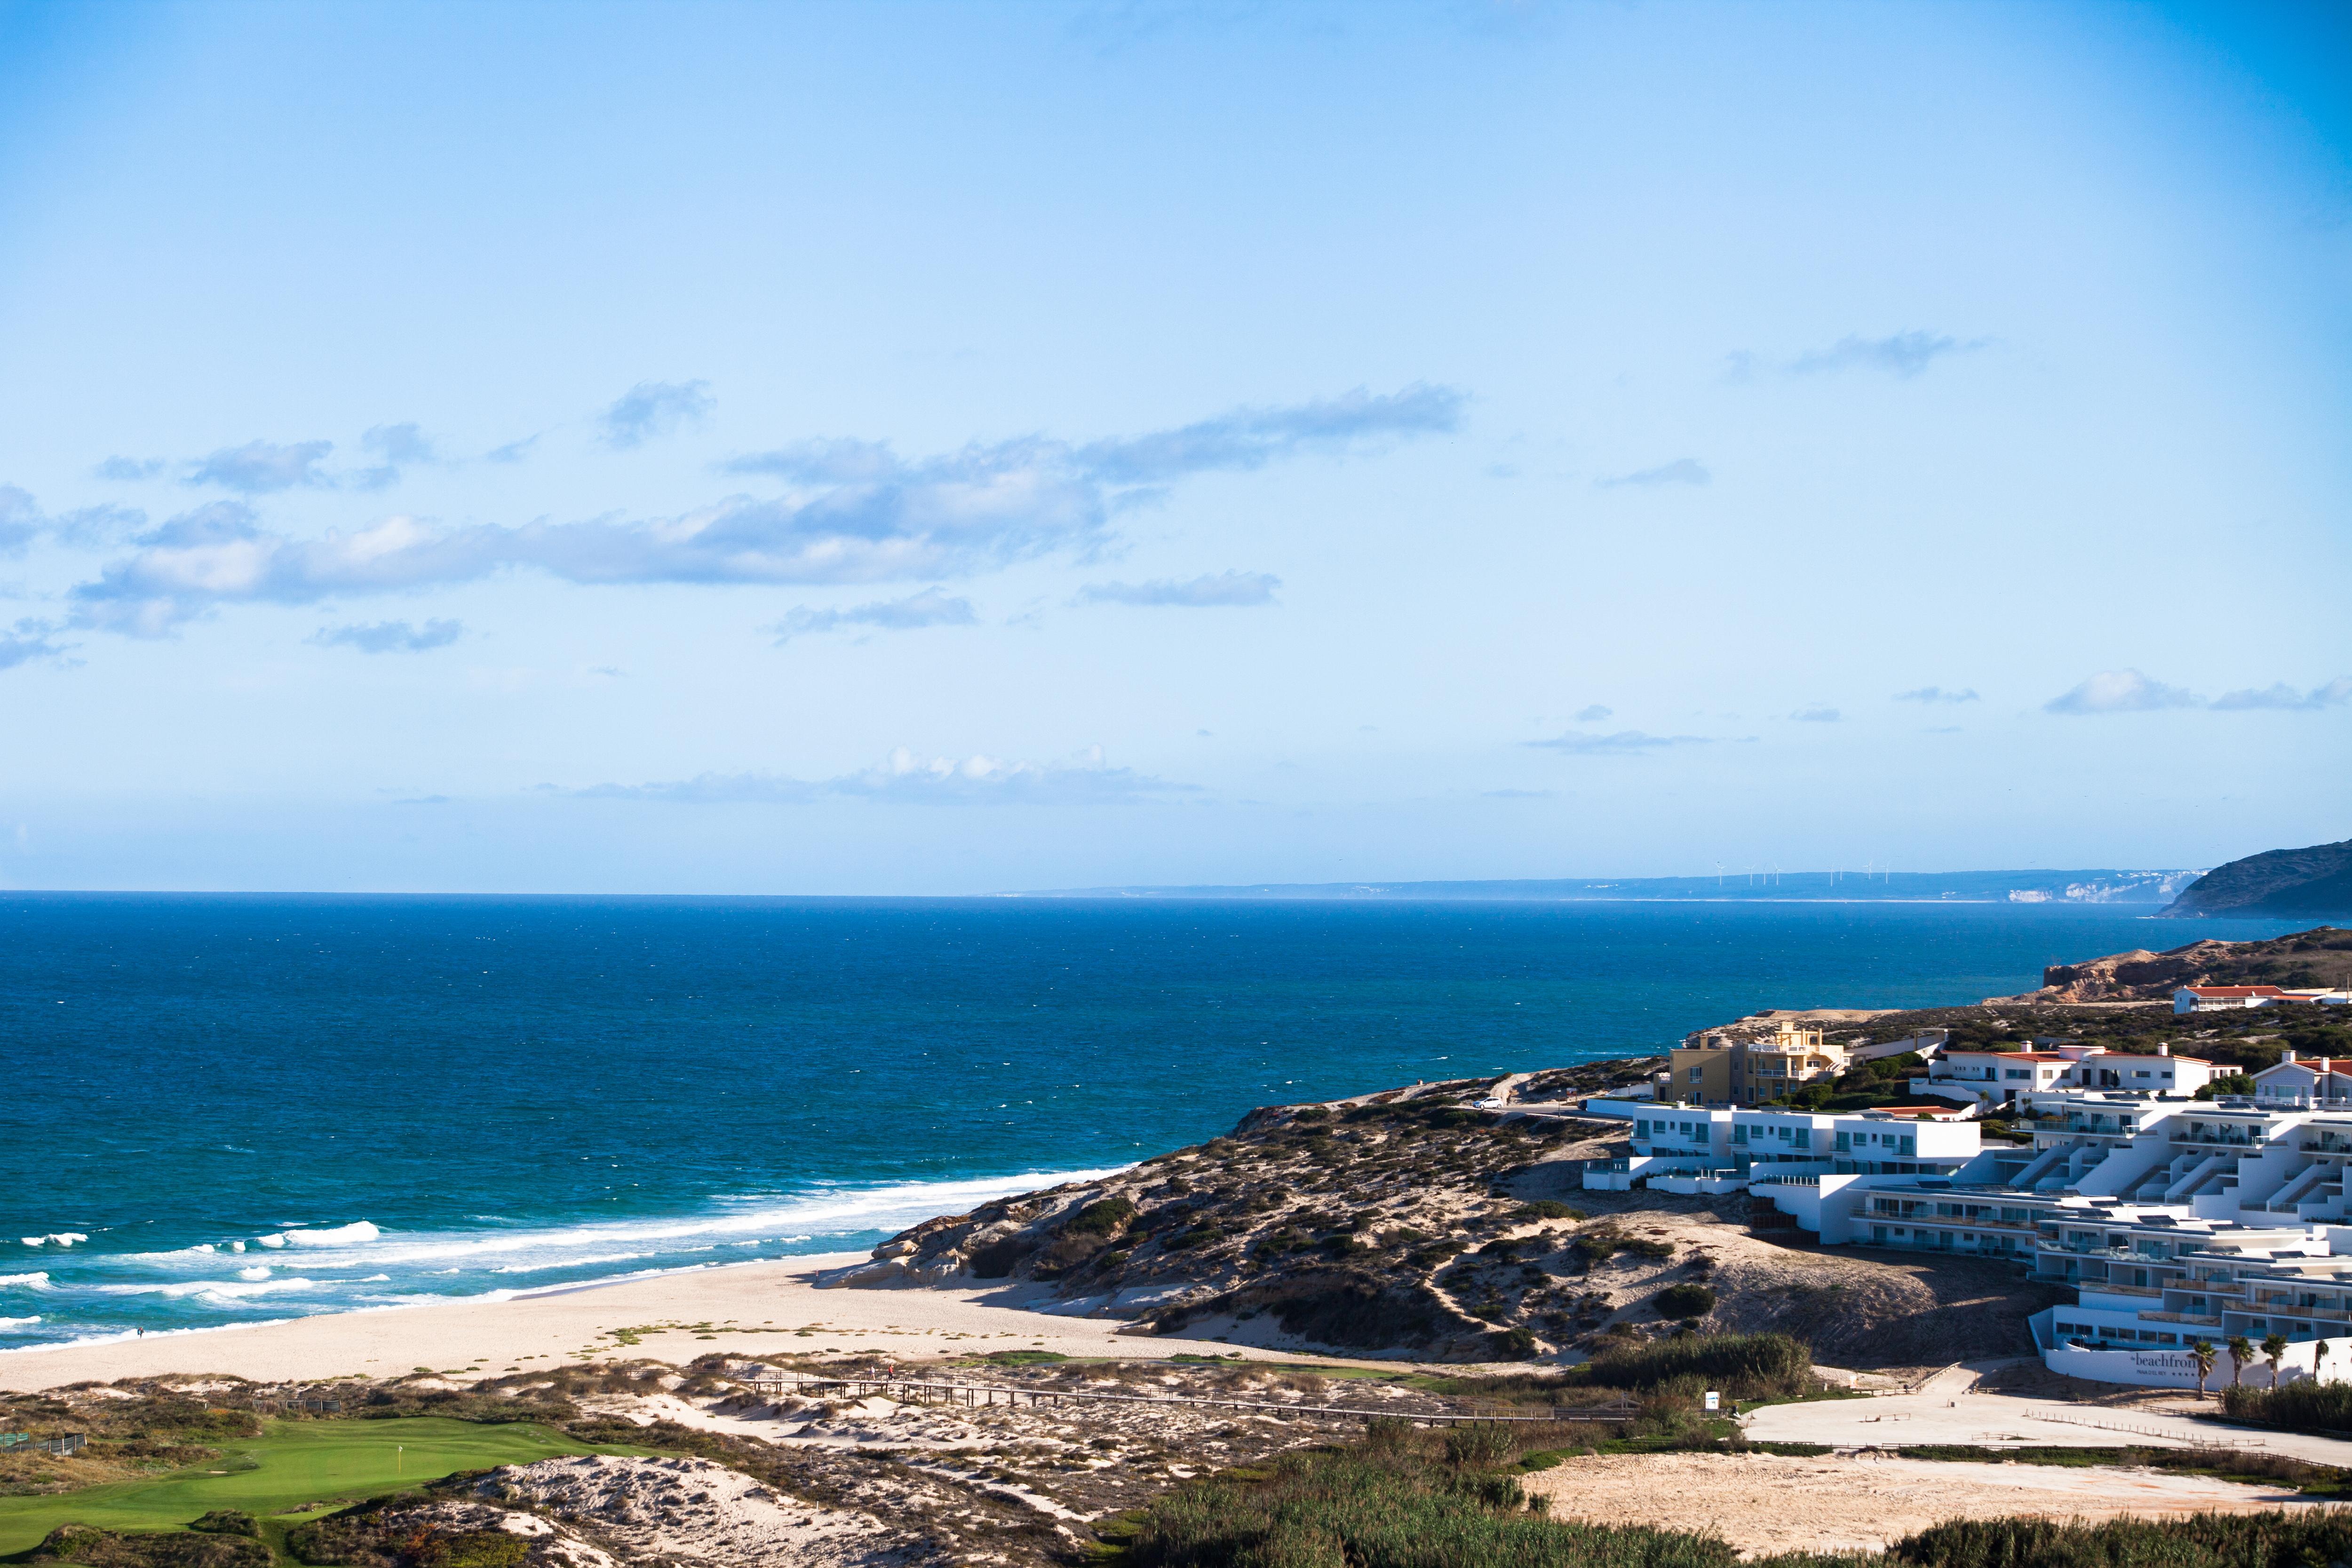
0 1253 1341 1392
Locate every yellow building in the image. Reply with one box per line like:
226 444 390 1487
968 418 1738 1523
1669 1021 1851 1107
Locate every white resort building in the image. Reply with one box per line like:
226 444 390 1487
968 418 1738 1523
1578 1053 2352 1388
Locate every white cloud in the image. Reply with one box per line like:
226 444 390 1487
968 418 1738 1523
769 587 977 644
1527 729 1711 753
308 618 465 654
2210 677 2352 712
68 388 1448 637
1597 458 1709 489
1789 331 1985 378
573 746 1192 807
1573 705 1612 722
0 618 72 672
1074 571 1279 607
598 380 715 450
185 439 336 494
1790 705 1840 722
2043 669 2200 714
1894 686 1979 704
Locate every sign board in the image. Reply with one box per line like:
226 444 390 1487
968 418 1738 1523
1703 1391 1720 1411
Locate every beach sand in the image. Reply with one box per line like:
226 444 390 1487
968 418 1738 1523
0 1254 1333 1392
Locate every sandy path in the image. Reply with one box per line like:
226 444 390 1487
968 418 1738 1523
1524 1452 2321 1557
1746 1381 2352 1469
0 1254 1354 1391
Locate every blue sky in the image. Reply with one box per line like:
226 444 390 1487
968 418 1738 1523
0 0 2345 893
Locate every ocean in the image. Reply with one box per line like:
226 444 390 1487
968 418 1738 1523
0 893 2305 1350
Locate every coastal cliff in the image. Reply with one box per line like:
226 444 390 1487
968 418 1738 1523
2160 838 2352 919
2027 924 2352 1002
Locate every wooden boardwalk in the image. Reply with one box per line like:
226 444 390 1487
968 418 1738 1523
742 1373 1629 1427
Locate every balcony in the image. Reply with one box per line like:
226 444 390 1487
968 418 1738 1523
2138 1310 2224 1326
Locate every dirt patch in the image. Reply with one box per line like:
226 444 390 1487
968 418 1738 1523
1522 1451 2320 1557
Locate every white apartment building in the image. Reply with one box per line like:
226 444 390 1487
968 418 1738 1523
2255 1053 2352 1108
1746 1088 2352 1386
1581 1103 1979 1193
1913 1043 2217 1109
2177 986 2352 1013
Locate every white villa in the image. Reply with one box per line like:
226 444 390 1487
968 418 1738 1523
1911 1042 2218 1109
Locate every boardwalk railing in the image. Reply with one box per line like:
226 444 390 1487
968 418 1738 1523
2037 1410 2265 1450
741 1374 1631 1428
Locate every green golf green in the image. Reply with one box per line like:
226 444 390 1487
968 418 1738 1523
0 1417 636 1553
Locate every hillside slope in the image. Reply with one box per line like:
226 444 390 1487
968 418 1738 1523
2161 838 2352 918
820 1068 2056 1367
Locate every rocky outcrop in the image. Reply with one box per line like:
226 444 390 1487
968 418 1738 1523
2018 925 2352 1002
2161 838 2352 919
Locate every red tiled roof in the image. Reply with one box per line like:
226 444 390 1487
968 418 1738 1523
2184 986 2287 998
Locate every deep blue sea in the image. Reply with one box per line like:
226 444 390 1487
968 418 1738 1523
0 894 2305 1350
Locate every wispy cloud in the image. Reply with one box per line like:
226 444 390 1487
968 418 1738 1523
1596 458 1709 489
185 439 337 494
0 618 72 672
1528 729 1712 753
2045 670 2352 715
1732 333 1986 382
2044 669 2201 714
308 618 464 654
1789 331 1985 378
0 485 147 554
68 388 1447 637
1069 383 1463 483
362 423 435 466
599 380 714 450
1895 686 1979 705
1790 705 1840 722
0 487 38 555
486 435 540 464
94 456 165 482
769 587 977 644
1074 571 1279 607
1573 704 1612 722
572 746 1192 807
2210 676 2352 712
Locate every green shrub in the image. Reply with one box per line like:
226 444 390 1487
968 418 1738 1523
1443 1424 1518 1468
1066 1196 1138 1236
2221 1378 2352 1434
1576 1332 1811 1400
1293 1105 1332 1122
1653 1283 1716 1318
1517 1201 1584 1221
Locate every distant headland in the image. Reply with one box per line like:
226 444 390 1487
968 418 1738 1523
1009 868 2204 904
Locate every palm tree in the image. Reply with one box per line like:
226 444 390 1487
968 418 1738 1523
2191 1340 2217 1399
2318 1340 2333 1385
2227 1335 2253 1388
2264 1333 2290 1388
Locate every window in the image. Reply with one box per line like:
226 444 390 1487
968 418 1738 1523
1899 1137 1916 1155
1796 1129 1811 1149
1688 1067 1703 1082
1732 1125 1748 1144
1835 1131 1849 1150
2004 1069 2029 1080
